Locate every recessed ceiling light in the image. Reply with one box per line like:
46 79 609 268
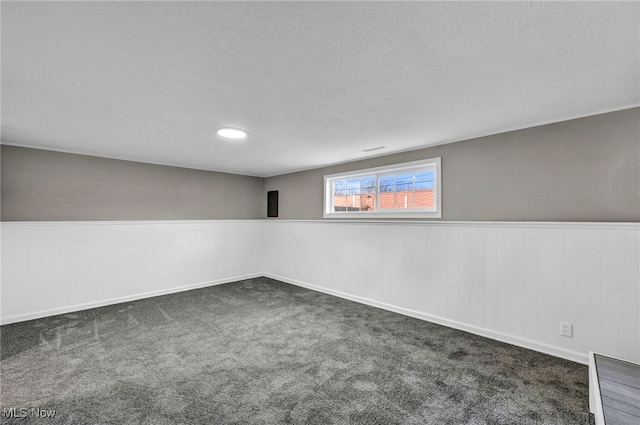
217 128 247 139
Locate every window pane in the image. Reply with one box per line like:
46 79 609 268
379 175 396 209
414 171 435 208
333 180 347 211
332 176 376 212
379 171 436 209
396 173 413 208
415 171 435 189
396 174 413 191
360 176 376 211
346 178 361 194
361 176 376 193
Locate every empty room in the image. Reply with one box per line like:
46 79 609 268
1 1 639 424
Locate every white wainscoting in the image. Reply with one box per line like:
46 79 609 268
263 220 640 365
3 219 638 365
0 220 264 324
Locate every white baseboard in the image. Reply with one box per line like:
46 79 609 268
264 272 589 365
1 272 263 325
0 268 595 364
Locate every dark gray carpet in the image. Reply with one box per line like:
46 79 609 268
1 277 592 424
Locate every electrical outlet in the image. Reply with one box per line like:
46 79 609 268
561 322 573 338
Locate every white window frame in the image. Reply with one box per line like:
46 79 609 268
323 157 442 219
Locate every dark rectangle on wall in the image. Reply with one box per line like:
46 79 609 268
267 191 279 217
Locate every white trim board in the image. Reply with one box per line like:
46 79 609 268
0 219 265 227
265 273 589 365
3 219 637 229
265 219 640 230
589 352 606 424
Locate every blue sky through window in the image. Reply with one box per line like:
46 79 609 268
415 171 435 189
334 172 434 194
333 176 376 195
379 171 434 192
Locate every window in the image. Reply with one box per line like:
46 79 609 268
324 157 441 218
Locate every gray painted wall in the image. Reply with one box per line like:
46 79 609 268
1 146 265 221
3 108 638 222
265 108 640 221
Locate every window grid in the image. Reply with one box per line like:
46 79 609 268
324 158 441 218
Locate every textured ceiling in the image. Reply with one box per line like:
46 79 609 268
2 1 639 177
